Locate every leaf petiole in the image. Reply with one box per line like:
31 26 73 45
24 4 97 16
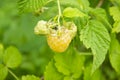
8 69 20 80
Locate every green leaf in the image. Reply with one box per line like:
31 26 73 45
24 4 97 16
21 75 40 80
112 21 120 33
0 44 4 60
109 34 120 74
0 64 8 80
3 46 22 68
60 0 82 9
77 0 90 9
18 0 52 13
110 6 120 33
54 49 85 79
89 8 112 30
60 0 89 9
110 0 120 8
84 63 105 80
44 60 64 80
63 7 87 18
64 76 72 80
109 6 120 21
73 17 88 32
80 20 110 74
109 7 120 33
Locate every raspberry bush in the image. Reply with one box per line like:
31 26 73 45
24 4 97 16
0 0 120 80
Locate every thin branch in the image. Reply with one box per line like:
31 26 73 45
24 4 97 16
8 69 19 80
96 0 104 8
41 76 44 80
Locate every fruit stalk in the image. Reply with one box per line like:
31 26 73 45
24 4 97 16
57 0 61 27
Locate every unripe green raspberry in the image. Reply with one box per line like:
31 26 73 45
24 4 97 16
34 20 49 35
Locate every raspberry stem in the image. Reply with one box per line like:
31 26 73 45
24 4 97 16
57 0 61 27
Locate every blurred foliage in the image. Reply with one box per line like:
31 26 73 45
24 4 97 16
0 0 120 80
0 0 54 79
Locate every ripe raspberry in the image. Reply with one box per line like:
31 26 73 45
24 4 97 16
47 22 77 52
47 29 71 52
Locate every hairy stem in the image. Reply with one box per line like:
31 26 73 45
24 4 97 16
8 69 19 80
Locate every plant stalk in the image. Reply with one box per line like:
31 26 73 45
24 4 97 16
96 0 104 8
57 0 61 27
8 69 19 80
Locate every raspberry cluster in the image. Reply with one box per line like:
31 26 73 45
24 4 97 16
34 20 77 52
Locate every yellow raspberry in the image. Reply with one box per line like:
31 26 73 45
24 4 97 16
47 29 72 52
47 22 77 53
